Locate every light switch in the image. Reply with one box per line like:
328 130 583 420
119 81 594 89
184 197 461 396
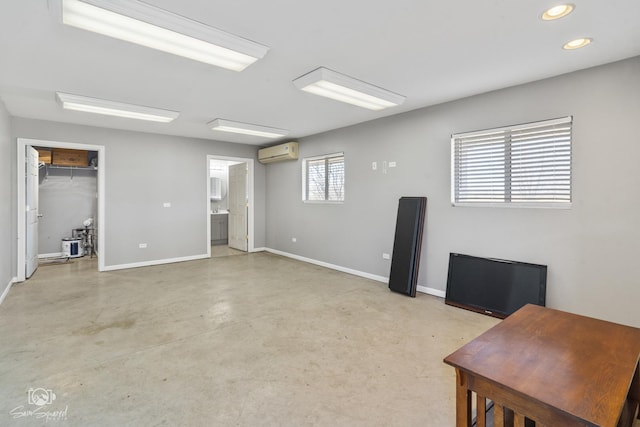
163 202 171 208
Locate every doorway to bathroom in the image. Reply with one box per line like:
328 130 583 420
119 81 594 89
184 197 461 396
207 155 255 258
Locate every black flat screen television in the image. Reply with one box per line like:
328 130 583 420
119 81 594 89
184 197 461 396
445 253 547 318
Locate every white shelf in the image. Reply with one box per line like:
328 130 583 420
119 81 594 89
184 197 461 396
46 164 98 171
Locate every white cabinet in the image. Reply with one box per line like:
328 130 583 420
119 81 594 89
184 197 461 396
211 213 228 245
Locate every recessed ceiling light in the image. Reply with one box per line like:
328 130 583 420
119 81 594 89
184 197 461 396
542 4 574 20
61 0 269 71
293 67 406 111
208 119 289 139
56 92 179 122
563 38 592 50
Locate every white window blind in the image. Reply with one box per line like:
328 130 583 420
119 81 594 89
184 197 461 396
451 116 572 207
303 152 345 202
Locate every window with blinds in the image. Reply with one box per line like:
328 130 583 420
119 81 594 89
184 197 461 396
302 152 345 202
451 116 572 207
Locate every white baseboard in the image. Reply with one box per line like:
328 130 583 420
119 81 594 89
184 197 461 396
38 252 64 259
251 247 267 253
264 248 389 283
264 248 446 299
0 277 16 306
102 254 209 272
416 285 445 298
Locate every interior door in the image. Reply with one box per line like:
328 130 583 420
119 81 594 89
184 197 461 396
228 162 248 251
25 146 40 278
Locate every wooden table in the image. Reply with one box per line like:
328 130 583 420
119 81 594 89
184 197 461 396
444 304 640 427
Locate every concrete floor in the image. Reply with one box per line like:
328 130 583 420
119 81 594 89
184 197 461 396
211 245 246 258
0 252 502 426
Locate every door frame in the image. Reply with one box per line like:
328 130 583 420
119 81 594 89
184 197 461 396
17 138 106 281
206 155 255 257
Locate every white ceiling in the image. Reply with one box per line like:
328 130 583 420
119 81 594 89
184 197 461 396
1 0 639 145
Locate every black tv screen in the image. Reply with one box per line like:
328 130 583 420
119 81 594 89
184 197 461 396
445 253 547 318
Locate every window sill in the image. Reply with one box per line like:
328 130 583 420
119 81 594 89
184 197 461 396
452 202 572 209
303 200 344 205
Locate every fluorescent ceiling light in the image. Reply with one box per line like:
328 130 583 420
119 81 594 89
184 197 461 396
61 0 269 71
209 119 289 139
563 37 592 50
293 67 406 111
542 4 574 20
56 92 179 122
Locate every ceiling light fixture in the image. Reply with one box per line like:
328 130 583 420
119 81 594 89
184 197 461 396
563 37 592 50
541 4 574 20
293 67 406 111
208 119 289 139
61 0 269 71
56 92 180 122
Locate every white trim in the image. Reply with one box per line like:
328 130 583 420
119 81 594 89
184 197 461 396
264 248 445 298
302 200 344 205
17 138 106 282
451 116 572 208
38 252 64 259
251 247 266 252
451 116 572 139
206 155 255 256
303 151 344 163
102 253 208 272
416 285 445 298
0 278 16 305
302 152 345 203
264 248 388 283
452 201 572 209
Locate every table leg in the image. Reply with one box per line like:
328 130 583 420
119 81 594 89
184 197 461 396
494 403 504 427
476 395 486 427
455 369 471 426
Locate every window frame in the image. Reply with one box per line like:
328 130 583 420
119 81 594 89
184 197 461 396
302 152 345 204
451 116 572 209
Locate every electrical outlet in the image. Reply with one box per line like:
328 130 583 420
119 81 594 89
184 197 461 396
139 243 147 249
382 253 390 260
389 161 397 168
291 237 297 243
372 161 377 170
163 202 171 208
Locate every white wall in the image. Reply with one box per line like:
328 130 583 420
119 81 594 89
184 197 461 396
10 119 265 269
0 99 13 299
265 56 640 327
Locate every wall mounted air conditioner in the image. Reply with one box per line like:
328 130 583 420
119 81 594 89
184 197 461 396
258 142 298 164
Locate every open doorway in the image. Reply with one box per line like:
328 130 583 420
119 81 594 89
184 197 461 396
206 155 255 258
35 146 98 259
17 138 106 282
